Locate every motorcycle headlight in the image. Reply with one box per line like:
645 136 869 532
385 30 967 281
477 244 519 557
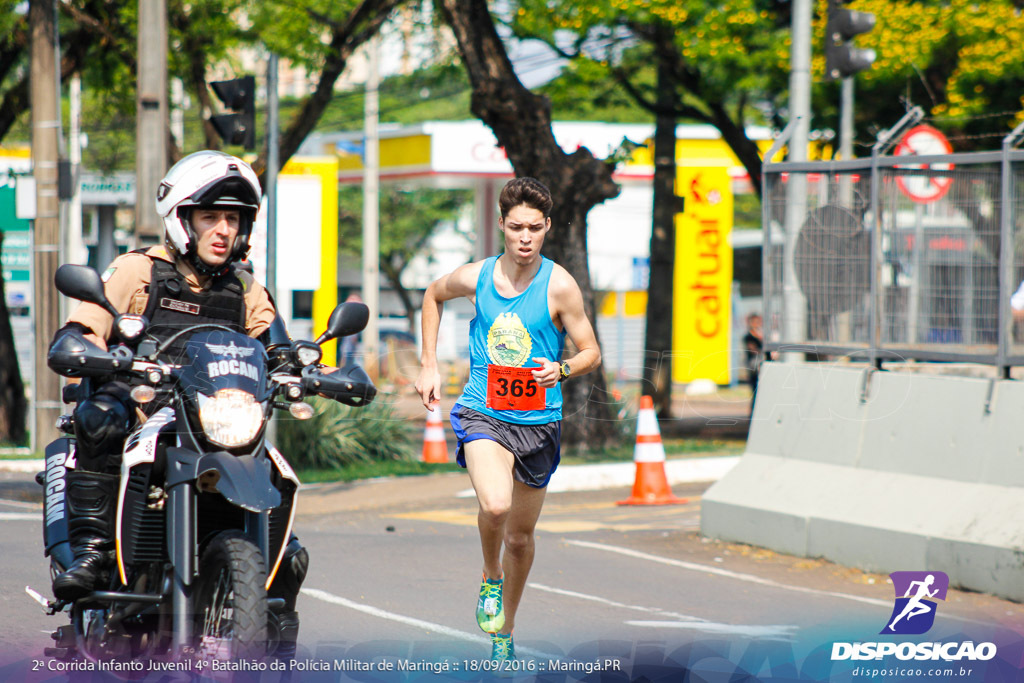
197 388 263 448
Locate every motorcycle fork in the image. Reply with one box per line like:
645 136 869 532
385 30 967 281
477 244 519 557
166 469 196 654
165 457 272 654
246 509 272 575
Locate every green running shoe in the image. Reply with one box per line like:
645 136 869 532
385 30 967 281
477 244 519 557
476 575 505 633
491 632 514 662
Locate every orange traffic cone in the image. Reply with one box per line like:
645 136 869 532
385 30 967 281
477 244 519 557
617 396 687 505
422 402 450 464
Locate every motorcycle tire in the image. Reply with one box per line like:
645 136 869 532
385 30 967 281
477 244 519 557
194 530 268 660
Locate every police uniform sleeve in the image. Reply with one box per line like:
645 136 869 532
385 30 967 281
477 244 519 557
64 253 152 341
238 271 277 339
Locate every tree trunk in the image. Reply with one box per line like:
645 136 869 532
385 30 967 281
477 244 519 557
707 103 764 199
0 230 27 444
437 0 621 449
643 49 677 419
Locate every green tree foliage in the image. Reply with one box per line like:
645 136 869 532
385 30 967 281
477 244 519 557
290 62 472 134
510 0 791 190
1 0 406 159
818 0 1024 152
337 185 472 331
513 0 1024 165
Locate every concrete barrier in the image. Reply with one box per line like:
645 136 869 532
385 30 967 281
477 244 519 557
701 361 1024 602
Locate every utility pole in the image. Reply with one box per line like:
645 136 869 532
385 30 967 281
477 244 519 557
136 0 168 245
839 78 854 162
30 0 61 450
266 54 279 301
361 37 380 381
264 54 279 444
67 76 87 265
171 77 186 151
782 0 812 359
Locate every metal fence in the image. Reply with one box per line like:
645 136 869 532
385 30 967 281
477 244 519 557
762 109 1024 374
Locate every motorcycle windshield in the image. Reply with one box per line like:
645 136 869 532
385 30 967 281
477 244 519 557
178 330 271 401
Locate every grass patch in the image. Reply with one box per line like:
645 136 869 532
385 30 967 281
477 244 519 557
0 452 40 460
296 438 746 482
560 438 745 465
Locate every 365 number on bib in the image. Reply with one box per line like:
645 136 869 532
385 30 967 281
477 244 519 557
486 365 545 411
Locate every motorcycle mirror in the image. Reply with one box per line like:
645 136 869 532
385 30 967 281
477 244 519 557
315 302 369 345
54 264 119 318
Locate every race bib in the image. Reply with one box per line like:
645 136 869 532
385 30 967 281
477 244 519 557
486 365 545 411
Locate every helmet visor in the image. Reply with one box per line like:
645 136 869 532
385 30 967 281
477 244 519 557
189 175 261 210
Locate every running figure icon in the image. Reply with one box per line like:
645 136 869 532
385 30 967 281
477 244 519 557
882 571 949 635
888 574 938 631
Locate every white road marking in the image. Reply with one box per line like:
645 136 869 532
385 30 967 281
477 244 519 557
0 512 40 521
0 497 42 510
529 583 705 622
301 588 557 658
567 540 892 607
625 621 798 638
529 583 798 640
566 540 994 626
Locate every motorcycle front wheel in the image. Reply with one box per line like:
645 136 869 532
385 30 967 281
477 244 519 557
194 530 268 660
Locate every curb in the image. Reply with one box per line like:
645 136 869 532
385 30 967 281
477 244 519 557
456 455 741 497
0 459 44 474
1 455 743 495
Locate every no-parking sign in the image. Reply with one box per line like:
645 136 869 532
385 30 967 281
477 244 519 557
894 125 954 203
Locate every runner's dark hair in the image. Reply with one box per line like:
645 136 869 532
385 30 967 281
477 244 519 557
499 177 553 218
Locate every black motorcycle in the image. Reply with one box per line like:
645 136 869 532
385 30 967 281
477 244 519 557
31 264 375 665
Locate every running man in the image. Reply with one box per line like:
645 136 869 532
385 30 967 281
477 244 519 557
415 177 601 662
888 574 939 631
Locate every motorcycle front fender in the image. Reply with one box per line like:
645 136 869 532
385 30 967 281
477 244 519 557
166 447 280 513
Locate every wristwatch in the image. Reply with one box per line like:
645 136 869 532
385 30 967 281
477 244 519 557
558 361 572 382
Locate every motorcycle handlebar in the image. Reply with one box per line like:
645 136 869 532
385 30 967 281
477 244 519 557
48 325 136 378
300 364 377 407
49 323 377 409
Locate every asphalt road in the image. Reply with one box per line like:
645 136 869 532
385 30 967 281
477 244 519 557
2 469 1022 681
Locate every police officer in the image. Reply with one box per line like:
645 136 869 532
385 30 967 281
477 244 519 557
47 151 307 656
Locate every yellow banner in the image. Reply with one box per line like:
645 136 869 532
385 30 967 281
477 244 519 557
281 157 339 364
673 167 733 384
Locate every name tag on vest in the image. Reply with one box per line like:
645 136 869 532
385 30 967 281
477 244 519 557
160 298 200 315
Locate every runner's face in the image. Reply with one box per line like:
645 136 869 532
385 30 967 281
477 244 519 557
500 205 550 265
192 208 240 267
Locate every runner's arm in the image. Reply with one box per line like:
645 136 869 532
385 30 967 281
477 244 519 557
533 266 601 388
415 261 483 408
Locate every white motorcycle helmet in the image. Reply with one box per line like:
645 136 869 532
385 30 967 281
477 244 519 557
155 150 262 275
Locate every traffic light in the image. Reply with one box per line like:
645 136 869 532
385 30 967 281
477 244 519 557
209 75 255 150
824 0 876 80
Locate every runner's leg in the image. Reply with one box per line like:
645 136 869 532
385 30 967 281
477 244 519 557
907 604 931 619
465 439 515 580
499 480 547 635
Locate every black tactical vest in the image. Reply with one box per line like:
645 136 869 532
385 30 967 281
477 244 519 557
139 256 247 364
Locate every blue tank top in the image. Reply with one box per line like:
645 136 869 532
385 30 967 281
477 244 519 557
456 255 566 425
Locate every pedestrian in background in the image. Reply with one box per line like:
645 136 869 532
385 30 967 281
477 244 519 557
340 293 363 366
743 312 769 416
415 177 601 663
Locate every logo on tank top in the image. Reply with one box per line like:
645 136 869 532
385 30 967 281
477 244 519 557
486 312 532 367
